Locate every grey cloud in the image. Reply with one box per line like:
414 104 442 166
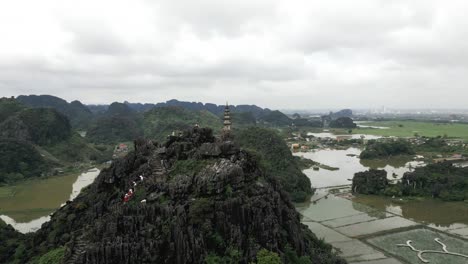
1 0 468 109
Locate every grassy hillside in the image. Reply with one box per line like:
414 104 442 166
235 127 313 202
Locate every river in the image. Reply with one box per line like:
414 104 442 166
0 168 100 233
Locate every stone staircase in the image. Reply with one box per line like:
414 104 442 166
149 155 166 178
66 234 87 264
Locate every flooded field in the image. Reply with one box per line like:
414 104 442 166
297 188 468 263
355 121 390 130
353 194 468 228
295 141 468 264
295 147 424 188
307 132 383 140
0 168 100 233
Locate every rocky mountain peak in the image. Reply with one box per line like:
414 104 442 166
5 127 344 264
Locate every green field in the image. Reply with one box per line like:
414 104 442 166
355 121 468 141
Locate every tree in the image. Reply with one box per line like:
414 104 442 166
256 249 281 264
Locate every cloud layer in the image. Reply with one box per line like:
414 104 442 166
0 0 467 109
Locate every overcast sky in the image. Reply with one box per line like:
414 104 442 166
0 0 467 109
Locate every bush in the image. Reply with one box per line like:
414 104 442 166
37 247 65 264
255 249 281 264
235 127 313 202
360 139 414 159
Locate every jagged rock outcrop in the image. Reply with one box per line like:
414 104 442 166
5 127 345 264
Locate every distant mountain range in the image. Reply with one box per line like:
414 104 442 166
15 95 317 130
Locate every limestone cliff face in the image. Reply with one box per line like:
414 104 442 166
20 128 345 264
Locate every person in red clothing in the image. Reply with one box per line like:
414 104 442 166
123 189 135 203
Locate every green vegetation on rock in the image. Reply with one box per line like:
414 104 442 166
0 108 72 145
87 116 142 144
0 98 24 123
352 169 388 195
0 127 345 264
255 249 282 264
0 139 52 184
0 99 111 183
259 110 292 126
353 162 468 201
360 139 415 159
143 106 220 142
329 117 356 129
235 127 314 202
37 247 65 264
17 95 93 129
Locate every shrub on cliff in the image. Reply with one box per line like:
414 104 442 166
235 127 314 202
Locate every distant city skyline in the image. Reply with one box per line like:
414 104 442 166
1 0 468 109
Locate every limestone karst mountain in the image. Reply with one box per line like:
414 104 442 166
0 127 345 264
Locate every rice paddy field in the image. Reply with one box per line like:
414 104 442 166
355 120 468 141
367 228 468 264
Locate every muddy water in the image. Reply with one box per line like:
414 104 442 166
297 147 467 230
295 147 424 188
353 194 468 228
0 168 100 233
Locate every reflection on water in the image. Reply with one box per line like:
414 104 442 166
355 121 390 129
295 147 424 188
296 189 375 222
307 132 383 140
296 143 467 231
353 194 468 228
0 168 100 233
298 189 468 230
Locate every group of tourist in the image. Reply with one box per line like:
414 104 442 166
123 175 145 203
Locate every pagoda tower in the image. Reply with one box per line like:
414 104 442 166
223 102 232 131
